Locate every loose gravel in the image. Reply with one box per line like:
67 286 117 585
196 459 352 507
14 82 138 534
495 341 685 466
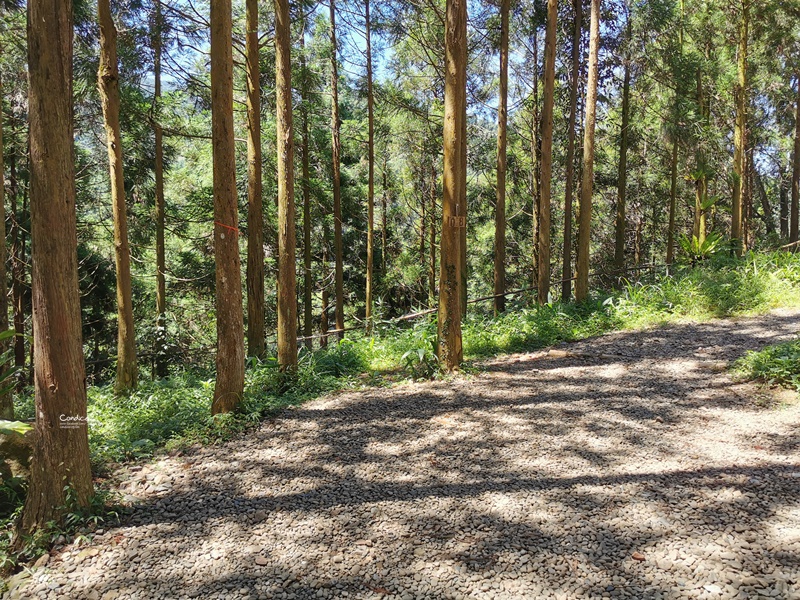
6 310 800 600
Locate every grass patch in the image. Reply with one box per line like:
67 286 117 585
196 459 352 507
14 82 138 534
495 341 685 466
733 338 800 393
3 250 800 556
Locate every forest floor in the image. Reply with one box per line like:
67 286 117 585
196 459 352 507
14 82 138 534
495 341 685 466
7 309 800 600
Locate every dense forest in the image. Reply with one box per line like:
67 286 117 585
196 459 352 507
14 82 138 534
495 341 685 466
1 0 800 558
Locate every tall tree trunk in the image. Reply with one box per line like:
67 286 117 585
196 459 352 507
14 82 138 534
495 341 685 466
437 0 466 370
245 0 265 358
153 0 168 378
98 0 138 393
429 165 436 304
10 149 25 375
731 0 748 255
300 22 313 350
666 0 683 268
530 29 540 291
320 243 329 348
382 159 388 272
0 77 11 419
754 168 776 236
780 165 789 239
537 0 557 304
210 0 245 413
666 136 679 265
20 0 93 535
613 15 631 273
460 91 468 317
493 0 510 314
792 74 800 243
275 0 298 370
365 0 375 330
330 0 345 339
575 0 600 302
694 68 707 246
561 0 581 302
420 175 427 297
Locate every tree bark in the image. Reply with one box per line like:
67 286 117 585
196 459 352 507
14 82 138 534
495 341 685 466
694 68 707 246
276 0 298 370
538 0 557 304
530 29 540 291
20 0 93 535
0 76 11 419
300 19 313 350
382 159 388 273
731 0 748 255
98 0 138 393
792 74 800 243
365 0 375 330
460 87 468 317
754 168 776 236
493 0 510 314
575 0 600 302
429 164 437 304
210 0 245 412
153 0 168 378
437 0 466 370
10 149 25 375
330 0 345 339
245 0 265 358
666 136 679 265
614 15 631 273
561 0 581 302
780 165 789 239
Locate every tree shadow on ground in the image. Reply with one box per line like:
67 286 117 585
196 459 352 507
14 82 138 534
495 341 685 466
38 312 800 600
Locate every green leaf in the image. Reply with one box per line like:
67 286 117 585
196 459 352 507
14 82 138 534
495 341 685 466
0 420 32 436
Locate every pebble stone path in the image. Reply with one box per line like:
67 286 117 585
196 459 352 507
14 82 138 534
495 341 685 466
5 310 800 600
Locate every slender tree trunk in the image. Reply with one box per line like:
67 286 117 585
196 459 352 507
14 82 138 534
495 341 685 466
320 241 329 348
792 75 800 243
575 0 600 302
365 0 375 331
561 0 581 302
694 68 707 246
275 0 298 370
0 77 11 419
460 90 468 317
210 0 245 412
10 150 25 375
245 0 265 358
382 159 388 272
530 29 540 290
666 137 679 265
731 0 748 255
438 0 466 370
667 0 683 268
538 0 557 304
98 0 138 393
754 168 776 236
153 0 168 378
19 0 93 535
429 165 436 304
300 24 313 350
780 166 789 239
330 0 345 339
420 176 427 297
614 15 631 273
493 0 510 314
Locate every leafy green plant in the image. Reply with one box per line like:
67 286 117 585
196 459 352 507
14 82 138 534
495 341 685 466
400 322 439 378
679 231 725 263
733 339 800 392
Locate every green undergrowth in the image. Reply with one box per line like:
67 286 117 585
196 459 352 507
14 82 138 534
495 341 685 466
733 338 800 393
4 251 800 530
12 250 800 472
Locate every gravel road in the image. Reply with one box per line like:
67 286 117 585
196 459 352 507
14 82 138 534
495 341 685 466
6 310 800 600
